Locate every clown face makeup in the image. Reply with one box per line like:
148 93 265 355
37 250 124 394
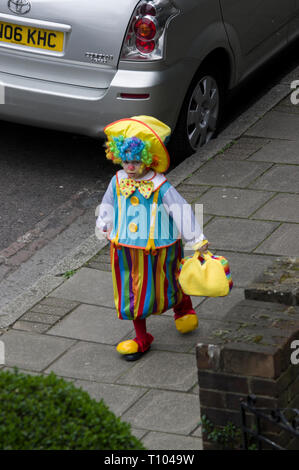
122 160 149 180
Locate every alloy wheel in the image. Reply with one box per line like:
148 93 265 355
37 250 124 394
186 75 220 151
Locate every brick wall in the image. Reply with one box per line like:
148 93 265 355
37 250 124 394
196 296 299 450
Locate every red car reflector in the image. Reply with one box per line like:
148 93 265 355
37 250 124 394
120 93 150 99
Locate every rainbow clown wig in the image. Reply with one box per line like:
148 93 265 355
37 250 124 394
106 136 153 166
104 115 171 174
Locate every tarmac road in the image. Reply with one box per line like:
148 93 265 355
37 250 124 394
0 123 114 251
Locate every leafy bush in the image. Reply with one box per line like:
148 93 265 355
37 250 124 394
0 369 145 450
201 415 242 450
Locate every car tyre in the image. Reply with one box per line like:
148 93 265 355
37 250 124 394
169 66 225 159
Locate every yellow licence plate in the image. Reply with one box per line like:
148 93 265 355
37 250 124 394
0 21 64 52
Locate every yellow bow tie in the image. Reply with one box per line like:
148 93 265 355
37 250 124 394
119 178 155 199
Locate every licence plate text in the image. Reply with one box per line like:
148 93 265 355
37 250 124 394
0 21 64 52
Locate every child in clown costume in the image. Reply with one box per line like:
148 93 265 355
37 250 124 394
96 116 209 361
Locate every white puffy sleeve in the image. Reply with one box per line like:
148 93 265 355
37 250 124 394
95 178 115 237
162 185 206 249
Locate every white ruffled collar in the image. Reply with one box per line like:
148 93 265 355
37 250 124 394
117 170 167 191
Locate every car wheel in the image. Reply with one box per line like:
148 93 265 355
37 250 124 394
170 67 224 158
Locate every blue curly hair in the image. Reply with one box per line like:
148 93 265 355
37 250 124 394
105 136 153 166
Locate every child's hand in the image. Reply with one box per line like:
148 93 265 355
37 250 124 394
103 226 112 238
97 225 112 240
191 239 209 253
197 242 209 254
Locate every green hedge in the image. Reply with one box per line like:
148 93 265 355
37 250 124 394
0 369 145 450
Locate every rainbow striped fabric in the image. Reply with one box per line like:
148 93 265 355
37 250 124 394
110 241 184 320
215 255 233 293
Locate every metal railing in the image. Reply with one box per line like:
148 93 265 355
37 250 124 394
240 395 299 450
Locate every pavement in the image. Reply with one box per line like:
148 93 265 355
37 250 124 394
1 63 299 451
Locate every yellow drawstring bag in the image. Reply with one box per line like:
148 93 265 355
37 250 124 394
178 251 233 297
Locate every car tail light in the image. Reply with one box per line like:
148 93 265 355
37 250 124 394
134 17 157 41
140 3 157 16
121 0 179 61
136 38 156 53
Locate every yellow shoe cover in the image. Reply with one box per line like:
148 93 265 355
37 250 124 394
116 340 139 355
175 314 198 334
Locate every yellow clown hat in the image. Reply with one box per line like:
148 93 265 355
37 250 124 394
104 115 171 173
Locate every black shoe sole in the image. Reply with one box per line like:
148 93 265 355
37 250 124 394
123 346 151 362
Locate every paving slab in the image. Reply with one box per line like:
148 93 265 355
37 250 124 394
156 294 205 312
174 184 210 204
215 136 271 161
47 304 133 345
216 251 277 287
160 301 205 319
21 311 60 325
125 314 202 353
248 139 299 164
190 295 206 310
12 320 50 334
251 193 299 222
116 350 198 392
276 102 299 115
249 164 299 193
254 223 299 256
121 389 201 435
195 187 274 218
191 425 202 437
176 317 249 349
49 267 115 308
30 298 80 316
245 110 299 140
186 158 272 188
72 379 146 417
142 432 203 450
196 288 245 321
203 217 279 252
45 341 134 382
0 330 74 372
130 428 149 440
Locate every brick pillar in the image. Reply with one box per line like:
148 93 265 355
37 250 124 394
196 299 299 450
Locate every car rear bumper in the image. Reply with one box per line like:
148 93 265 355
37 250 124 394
0 64 191 137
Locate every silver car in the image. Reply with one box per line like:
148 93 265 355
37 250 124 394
0 0 296 155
